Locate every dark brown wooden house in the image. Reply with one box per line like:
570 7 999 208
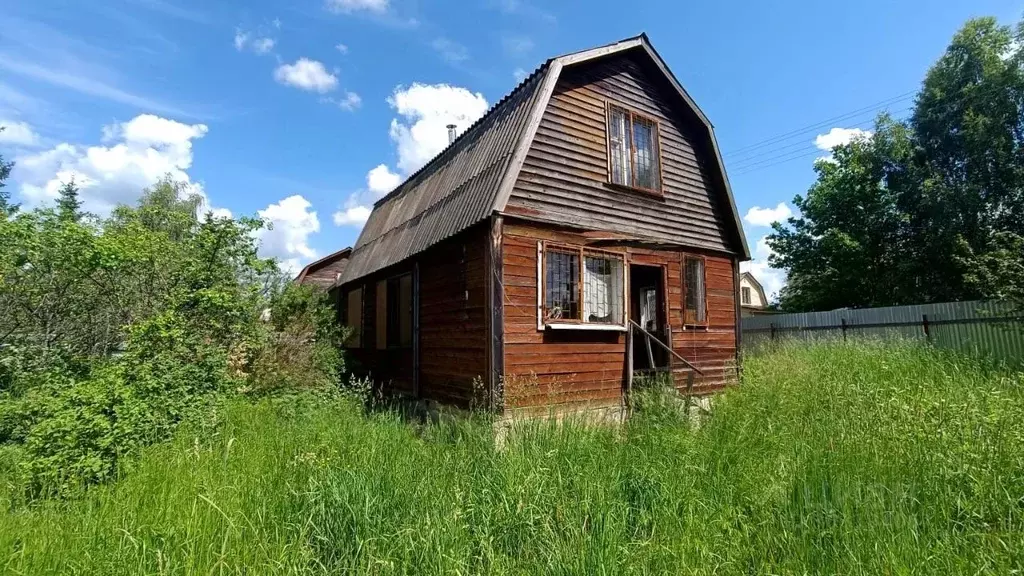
330 35 750 413
295 247 352 289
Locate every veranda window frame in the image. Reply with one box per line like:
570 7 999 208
605 101 664 196
537 241 627 331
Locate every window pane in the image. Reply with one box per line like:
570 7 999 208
741 286 751 305
633 119 659 190
608 108 632 186
684 258 707 324
583 255 623 324
545 251 579 320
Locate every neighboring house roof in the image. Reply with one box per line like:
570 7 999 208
294 247 352 286
336 34 750 288
740 271 768 306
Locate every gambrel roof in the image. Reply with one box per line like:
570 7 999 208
337 34 749 286
740 271 768 306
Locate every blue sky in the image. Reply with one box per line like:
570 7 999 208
1 0 1020 291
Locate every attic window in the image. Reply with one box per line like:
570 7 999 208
607 103 662 193
741 286 751 305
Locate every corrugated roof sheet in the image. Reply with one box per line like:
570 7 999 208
337 65 551 284
336 34 751 287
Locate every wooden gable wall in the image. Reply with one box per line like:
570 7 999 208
506 52 738 254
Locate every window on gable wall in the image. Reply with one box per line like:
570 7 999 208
607 103 662 193
683 256 707 326
542 246 624 326
741 286 751 305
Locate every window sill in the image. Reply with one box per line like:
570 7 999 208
604 181 664 198
683 324 709 331
545 323 628 332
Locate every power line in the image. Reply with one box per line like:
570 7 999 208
723 91 917 158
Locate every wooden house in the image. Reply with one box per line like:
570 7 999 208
739 271 770 316
295 248 352 289
330 35 750 413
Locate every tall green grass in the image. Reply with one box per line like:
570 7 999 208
1 341 1022 574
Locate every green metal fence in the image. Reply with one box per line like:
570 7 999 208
742 300 1024 368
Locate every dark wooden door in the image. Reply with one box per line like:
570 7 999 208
629 264 667 370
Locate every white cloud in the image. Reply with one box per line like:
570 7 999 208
431 37 469 64
513 68 528 82
333 202 372 226
12 114 215 216
251 37 275 54
256 194 320 273
741 235 785 302
233 30 248 51
386 83 489 173
235 25 276 54
0 56 195 118
332 83 488 231
274 58 338 93
366 164 401 195
335 43 349 54
337 91 361 111
743 202 792 227
326 0 388 13
0 119 39 146
814 127 873 151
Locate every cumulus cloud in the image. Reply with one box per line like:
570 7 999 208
741 235 785 302
386 83 489 173
814 127 873 151
0 119 39 146
743 202 793 227
325 0 388 13
366 164 401 194
274 58 338 93
256 194 320 273
333 83 489 228
12 114 219 216
333 202 372 226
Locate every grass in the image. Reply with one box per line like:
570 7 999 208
1 340 1023 574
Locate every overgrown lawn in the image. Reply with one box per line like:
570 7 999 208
2 341 1022 574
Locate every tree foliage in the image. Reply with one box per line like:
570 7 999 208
0 176 346 495
769 17 1024 312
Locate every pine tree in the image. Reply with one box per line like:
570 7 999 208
56 178 82 222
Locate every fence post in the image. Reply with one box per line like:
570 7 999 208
770 322 776 341
841 318 847 341
922 314 930 342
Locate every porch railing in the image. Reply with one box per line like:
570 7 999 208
625 319 703 414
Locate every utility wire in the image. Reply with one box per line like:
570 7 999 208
723 90 917 158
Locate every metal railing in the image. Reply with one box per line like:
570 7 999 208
626 319 702 414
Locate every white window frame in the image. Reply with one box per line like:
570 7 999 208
536 241 628 332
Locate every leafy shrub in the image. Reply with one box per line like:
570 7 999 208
0 177 350 496
21 311 235 495
241 282 347 395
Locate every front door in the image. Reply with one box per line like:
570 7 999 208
629 264 667 370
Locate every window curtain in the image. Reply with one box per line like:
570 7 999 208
583 257 623 324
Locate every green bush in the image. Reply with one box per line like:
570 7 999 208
0 177 348 496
